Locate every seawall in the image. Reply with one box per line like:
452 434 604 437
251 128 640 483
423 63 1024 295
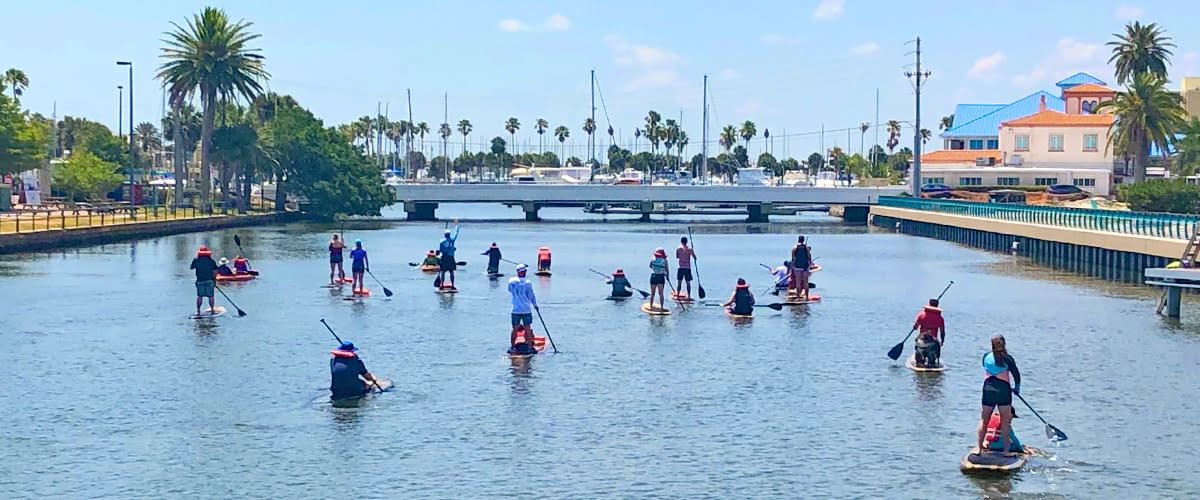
0 212 304 254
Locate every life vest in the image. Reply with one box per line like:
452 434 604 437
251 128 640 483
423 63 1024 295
984 412 1002 444
233 257 248 268
916 305 943 339
537 247 551 261
331 349 358 358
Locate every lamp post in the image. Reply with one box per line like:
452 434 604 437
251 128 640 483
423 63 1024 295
117 85 123 139
117 61 135 188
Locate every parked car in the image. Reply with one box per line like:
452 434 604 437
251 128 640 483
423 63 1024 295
920 183 954 198
1047 184 1083 195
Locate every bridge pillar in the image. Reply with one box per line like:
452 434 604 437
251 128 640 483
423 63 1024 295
522 202 541 222
639 201 654 222
747 203 772 223
404 201 438 221
841 205 870 225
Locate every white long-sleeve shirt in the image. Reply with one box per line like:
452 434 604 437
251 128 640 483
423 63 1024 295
507 276 537 314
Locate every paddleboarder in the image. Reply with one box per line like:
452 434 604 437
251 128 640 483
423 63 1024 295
507 264 539 354
976 335 1021 454
789 236 813 300
350 239 369 294
422 250 440 267
483 243 502 274
329 341 382 400
676 237 696 299
439 227 460 288
537 246 552 272
648 248 670 311
607 268 634 298
769 261 790 295
911 299 945 368
722 277 756 315
329 234 346 284
189 245 218 316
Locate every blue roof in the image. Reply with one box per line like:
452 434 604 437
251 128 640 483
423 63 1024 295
949 104 1005 129
941 91 1065 138
1055 72 1106 89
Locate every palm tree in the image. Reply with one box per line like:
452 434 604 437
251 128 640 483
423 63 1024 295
739 120 757 150
662 119 679 169
554 125 569 159
939 114 954 131
886 120 901 152
676 130 689 171
582 117 597 162
644 111 662 167
457 119 472 156
3 68 29 99
1108 21 1174 86
416 121 430 155
505 117 520 158
385 121 402 168
719 125 737 152
536 118 549 153
1174 118 1200 177
634 128 642 153
1097 72 1187 182
135 122 161 154
159 7 267 211
919 128 931 146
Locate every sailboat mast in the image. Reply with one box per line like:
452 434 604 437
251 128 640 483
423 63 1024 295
701 74 708 184
590 69 596 165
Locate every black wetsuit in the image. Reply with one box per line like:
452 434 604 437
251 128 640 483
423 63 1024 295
484 247 502 274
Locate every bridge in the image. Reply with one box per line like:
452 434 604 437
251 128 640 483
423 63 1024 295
393 184 907 222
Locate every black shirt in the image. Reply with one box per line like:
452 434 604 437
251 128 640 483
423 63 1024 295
190 256 217 283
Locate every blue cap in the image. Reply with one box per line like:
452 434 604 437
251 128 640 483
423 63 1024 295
339 341 356 351
354 239 362 245
516 263 528 272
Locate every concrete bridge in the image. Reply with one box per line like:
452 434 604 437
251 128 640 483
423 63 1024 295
393 184 907 222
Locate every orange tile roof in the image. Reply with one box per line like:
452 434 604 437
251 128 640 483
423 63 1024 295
1062 82 1115 93
1002 109 1114 127
920 149 1001 164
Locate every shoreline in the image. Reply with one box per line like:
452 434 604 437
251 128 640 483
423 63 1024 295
0 211 305 254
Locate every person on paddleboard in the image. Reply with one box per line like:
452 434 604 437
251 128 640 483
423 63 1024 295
422 250 440 267
537 246 551 272
350 239 369 294
676 237 696 299
722 277 756 315
329 341 382 400
912 299 945 368
770 261 790 295
232 255 251 274
607 268 634 298
439 227 460 288
215 257 234 276
189 245 218 315
649 248 670 310
976 335 1021 454
329 234 346 284
507 264 539 354
483 243 502 274
984 409 1024 453
789 236 813 300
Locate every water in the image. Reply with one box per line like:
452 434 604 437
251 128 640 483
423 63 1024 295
3 205 1198 499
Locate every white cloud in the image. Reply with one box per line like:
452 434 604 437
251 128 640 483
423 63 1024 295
498 14 570 33
737 99 763 115
716 68 740 81
967 51 1005 79
849 41 880 57
813 0 845 20
625 70 684 92
544 14 570 31
1116 5 1143 20
1056 38 1103 63
499 19 524 32
1012 38 1106 87
605 34 680 67
761 33 803 46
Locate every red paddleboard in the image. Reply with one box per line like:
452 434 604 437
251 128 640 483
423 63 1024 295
670 291 696 303
352 288 371 296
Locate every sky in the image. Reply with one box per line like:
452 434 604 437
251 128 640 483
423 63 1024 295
2 0 1198 161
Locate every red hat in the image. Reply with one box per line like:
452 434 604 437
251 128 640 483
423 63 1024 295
197 245 212 257
654 248 667 257
736 277 749 289
613 269 625 276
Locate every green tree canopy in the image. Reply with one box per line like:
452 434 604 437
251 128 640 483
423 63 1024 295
0 93 45 174
52 150 123 201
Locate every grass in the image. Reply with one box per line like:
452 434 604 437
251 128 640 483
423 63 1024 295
0 206 270 234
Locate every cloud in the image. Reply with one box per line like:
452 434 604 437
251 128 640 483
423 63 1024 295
625 70 685 92
967 51 1005 79
813 0 845 20
849 42 879 57
605 34 680 67
1116 5 1143 20
737 99 763 115
1012 38 1106 87
716 68 740 81
761 33 803 46
498 14 570 33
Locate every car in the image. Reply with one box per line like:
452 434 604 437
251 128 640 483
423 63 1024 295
920 183 953 193
1047 184 1084 195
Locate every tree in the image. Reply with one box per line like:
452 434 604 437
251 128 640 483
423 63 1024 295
1098 72 1187 183
1174 118 1200 177
159 7 268 211
438 122 452 179
0 94 45 174
504 117 520 160
3 68 29 100
719 125 737 152
52 150 124 201
554 125 569 159
1108 21 1174 86
740 120 757 150
582 117 597 161
644 111 662 167
457 119 472 157
758 152 780 176
780 157 800 173
536 118 548 153
886 120 901 152
135 122 161 154
919 128 931 146
939 114 954 131
806 153 824 175
416 121 430 154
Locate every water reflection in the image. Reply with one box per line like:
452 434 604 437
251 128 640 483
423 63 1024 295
912 371 945 402
508 357 535 395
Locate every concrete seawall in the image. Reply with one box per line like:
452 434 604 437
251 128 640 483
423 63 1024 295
0 212 304 254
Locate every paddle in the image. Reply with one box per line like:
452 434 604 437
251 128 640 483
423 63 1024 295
1015 392 1068 442
760 263 813 293
232 234 257 274
533 307 559 354
320 319 385 393
411 260 467 267
665 275 687 311
214 284 247 317
588 268 650 299
887 281 954 360
688 226 706 299
367 270 393 297
704 302 785 311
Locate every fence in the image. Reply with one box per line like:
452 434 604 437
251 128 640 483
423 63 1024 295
0 203 271 234
878 196 1200 239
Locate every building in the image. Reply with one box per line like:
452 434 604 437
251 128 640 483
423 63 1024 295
1184 77 1200 120
922 73 1117 195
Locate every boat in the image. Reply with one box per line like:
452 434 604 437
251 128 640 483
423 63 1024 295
736 167 772 186
216 273 255 282
613 169 645 185
420 264 439 272
960 446 1029 473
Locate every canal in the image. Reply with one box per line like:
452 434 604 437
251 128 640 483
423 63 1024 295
2 205 1196 498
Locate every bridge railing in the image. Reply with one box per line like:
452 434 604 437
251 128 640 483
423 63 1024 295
878 196 1200 239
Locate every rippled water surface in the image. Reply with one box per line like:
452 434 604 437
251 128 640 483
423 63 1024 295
2 205 1198 499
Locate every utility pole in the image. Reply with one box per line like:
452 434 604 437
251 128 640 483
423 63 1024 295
118 86 124 139
443 92 448 183
873 88 879 174
590 69 596 166
701 74 708 184
905 37 931 196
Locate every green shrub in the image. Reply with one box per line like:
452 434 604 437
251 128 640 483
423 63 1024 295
954 185 1047 193
1118 179 1200 213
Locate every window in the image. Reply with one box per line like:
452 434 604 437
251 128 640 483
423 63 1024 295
924 178 944 185
986 139 999 149
1083 134 1098 152
1082 101 1092 113
1035 177 1058 186
997 177 1020 186
969 139 984 150
1073 178 1096 187
959 177 982 186
950 140 964 150
1048 134 1064 152
1015 135 1029 151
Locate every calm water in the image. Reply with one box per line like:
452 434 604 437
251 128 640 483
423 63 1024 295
2 205 1198 499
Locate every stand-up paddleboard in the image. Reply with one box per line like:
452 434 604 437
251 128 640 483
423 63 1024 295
420 265 439 273
725 308 754 320
670 291 696 303
436 286 459 294
330 378 394 406
352 288 371 296
506 335 547 359
960 446 1028 473
189 306 226 319
606 295 634 301
809 263 822 273
783 293 821 305
340 277 355 283
535 270 552 277
641 302 672 316
487 272 504 279
906 354 948 372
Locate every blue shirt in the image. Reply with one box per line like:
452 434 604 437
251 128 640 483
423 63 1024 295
439 227 460 258
330 355 368 399
773 266 789 286
350 248 367 266
507 276 537 314
650 257 667 275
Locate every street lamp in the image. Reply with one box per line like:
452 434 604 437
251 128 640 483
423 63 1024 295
117 61 134 189
117 85 123 139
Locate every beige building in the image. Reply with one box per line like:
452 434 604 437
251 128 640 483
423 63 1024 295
1184 77 1200 120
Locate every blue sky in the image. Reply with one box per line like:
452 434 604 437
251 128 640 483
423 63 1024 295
3 0 1198 160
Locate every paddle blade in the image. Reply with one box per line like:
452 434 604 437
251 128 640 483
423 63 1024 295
767 303 783 310
383 287 394 297
887 342 904 360
456 261 467 266
698 285 706 299
1046 424 1068 442
637 289 650 298
236 308 247 317
234 235 242 246
433 275 442 288
409 262 420 266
